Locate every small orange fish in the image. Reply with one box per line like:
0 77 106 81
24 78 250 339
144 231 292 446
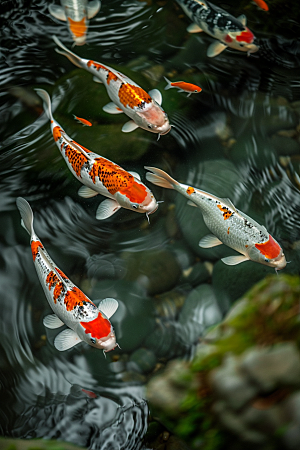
73 115 92 126
164 77 202 97
252 0 269 11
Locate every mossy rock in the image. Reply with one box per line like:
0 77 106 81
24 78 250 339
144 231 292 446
147 274 300 450
0 437 86 450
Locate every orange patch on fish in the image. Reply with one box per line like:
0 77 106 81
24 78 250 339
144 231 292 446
171 81 202 93
31 240 43 261
87 60 107 71
236 28 254 44
107 71 118 85
186 187 195 195
118 83 151 109
89 158 133 193
253 0 269 11
227 227 230 235
64 144 88 177
64 287 92 311
46 271 59 290
255 235 281 259
55 268 68 280
217 204 233 220
53 126 63 142
53 282 64 303
68 17 86 38
119 180 147 203
80 311 111 339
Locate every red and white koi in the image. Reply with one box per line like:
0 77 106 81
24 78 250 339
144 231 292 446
35 89 158 220
145 167 286 270
49 0 101 46
175 0 259 57
73 115 92 126
164 77 202 97
53 36 171 136
16 197 119 353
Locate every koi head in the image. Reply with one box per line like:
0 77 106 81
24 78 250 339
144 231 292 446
78 311 117 351
226 28 259 54
248 235 286 270
116 180 159 216
136 103 171 135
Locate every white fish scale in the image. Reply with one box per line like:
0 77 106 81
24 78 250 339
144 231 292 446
175 183 268 254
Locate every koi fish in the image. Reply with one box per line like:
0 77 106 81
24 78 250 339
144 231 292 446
145 167 286 270
53 36 171 136
252 0 269 11
49 0 101 46
175 0 259 57
164 77 202 97
73 115 92 126
35 88 158 220
16 197 119 352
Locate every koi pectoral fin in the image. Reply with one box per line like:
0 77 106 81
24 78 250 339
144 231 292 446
103 102 124 114
122 121 139 133
78 186 99 198
237 14 247 26
98 298 119 319
187 23 203 33
49 5 67 21
87 0 101 19
207 41 228 58
43 314 64 329
54 329 82 351
96 199 121 220
93 76 103 83
148 89 162 105
221 255 249 266
199 235 223 248
128 171 141 180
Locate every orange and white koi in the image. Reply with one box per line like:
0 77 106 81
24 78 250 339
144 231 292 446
145 167 286 270
53 36 171 137
164 77 202 97
49 0 101 46
16 197 119 353
73 115 92 126
176 0 259 57
35 89 158 220
252 0 269 11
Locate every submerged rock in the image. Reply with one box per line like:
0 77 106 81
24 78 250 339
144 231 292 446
147 274 300 450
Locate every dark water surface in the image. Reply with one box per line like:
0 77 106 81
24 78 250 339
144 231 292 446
1 0 300 448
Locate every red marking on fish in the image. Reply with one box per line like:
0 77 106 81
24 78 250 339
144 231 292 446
253 0 269 11
46 271 59 290
74 116 92 127
82 389 97 399
217 204 233 220
227 227 230 235
53 282 64 303
68 17 86 38
89 158 133 193
53 126 63 142
236 28 254 44
170 81 202 93
64 144 88 177
31 240 43 261
119 181 147 204
118 83 151 109
186 186 195 195
55 268 68 280
87 60 107 71
225 34 233 43
64 287 92 311
80 311 111 339
255 235 281 259
107 71 118 85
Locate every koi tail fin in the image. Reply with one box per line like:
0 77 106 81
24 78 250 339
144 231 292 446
53 35 83 68
16 197 34 236
163 76 173 91
144 166 178 189
35 88 53 121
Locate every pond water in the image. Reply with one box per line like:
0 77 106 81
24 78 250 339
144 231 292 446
1 0 300 448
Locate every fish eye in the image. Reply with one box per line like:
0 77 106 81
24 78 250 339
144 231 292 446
194 89 198 92
132 204 139 209
90 337 96 344
239 43 244 47
148 124 153 129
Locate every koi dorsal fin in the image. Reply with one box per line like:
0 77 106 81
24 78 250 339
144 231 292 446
220 198 238 213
